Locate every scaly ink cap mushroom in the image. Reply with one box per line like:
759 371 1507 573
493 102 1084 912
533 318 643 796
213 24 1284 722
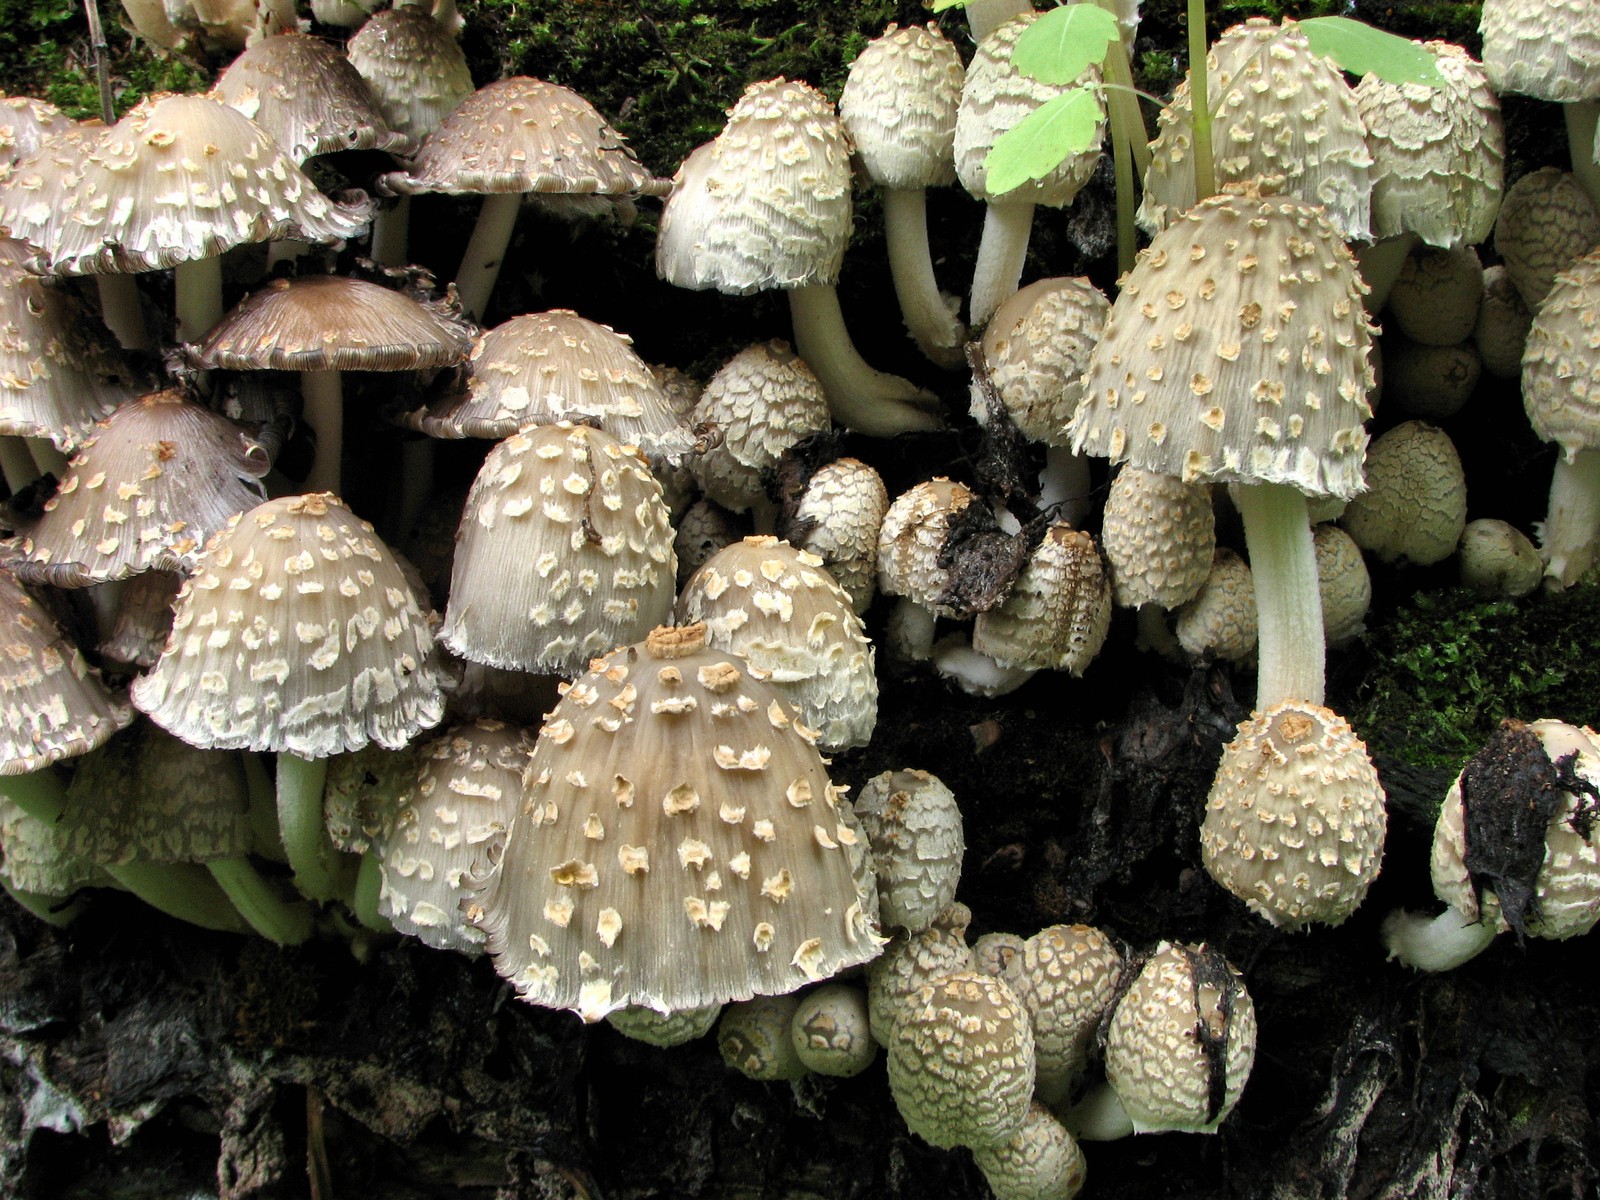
790 982 878 1077
790 457 889 615
1100 467 1216 612
1339 420 1467 568
1015 924 1123 1103
971 1102 1088 1200
971 523 1113 676
347 7 474 141
853 768 964 934
1493 167 1600 311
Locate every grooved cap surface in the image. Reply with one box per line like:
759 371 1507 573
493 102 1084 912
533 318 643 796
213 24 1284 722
1100 467 1216 610
839 23 963 190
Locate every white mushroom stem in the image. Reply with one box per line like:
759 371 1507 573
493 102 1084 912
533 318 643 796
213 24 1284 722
206 857 315 944
1565 99 1600 216
969 199 1036 329
965 0 1033 45
1232 482 1325 709
1381 905 1499 972
276 752 352 904
1060 1080 1135 1142
300 370 345 494
787 284 943 435
175 256 225 343
885 596 938 663
1357 231 1421 313
371 195 413 267
1538 446 1600 588
454 192 524 322
931 634 1035 697
95 274 151 351
881 187 966 369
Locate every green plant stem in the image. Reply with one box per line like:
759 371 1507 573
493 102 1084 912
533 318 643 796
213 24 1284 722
0 767 69 823
351 853 391 934
207 857 315 944
276 752 351 903
243 751 288 864
1 879 84 927
1187 0 1215 202
102 860 251 934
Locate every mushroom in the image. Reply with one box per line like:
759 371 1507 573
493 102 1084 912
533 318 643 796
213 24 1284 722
674 499 746 589
1473 264 1534 381
1492 167 1600 311
790 982 878 1078
973 932 1026 989
1099 466 1216 654
1313 523 1371 647
866 901 975 1044
853 768 965 934
606 1002 722 1048
1386 246 1485 348
1381 336 1481 421
1458 519 1543 597
1013 924 1122 1105
1172 547 1257 665
718 994 810 1081
1339 420 1467 568
970 521 1113 678
876 477 981 663
971 1102 1088 1200
788 457 889 615
0 792 103 925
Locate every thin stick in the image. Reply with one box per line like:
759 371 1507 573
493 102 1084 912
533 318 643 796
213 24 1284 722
81 0 116 125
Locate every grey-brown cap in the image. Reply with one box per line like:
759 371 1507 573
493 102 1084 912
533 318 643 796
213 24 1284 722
976 277 1108 447
0 793 104 897
972 523 1112 675
839 23 963 191
790 982 878 1077
853 768 964 933
1481 0 1600 103
1458 518 1542 597
347 7 474 140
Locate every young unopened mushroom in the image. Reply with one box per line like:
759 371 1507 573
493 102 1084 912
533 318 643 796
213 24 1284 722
877 477 981 662
1014 924 1122 1104
1473 264 1534 381
1172 547 1257 665
1313 524 1371 647
790 982 877 1077
789 458 889 615
1339 420 1467 568
1492 167 1600 311
971 522 1112 678
867 901 975 1044
0 793 103 925
1459 519 1543 597
1386 246 1485 348
971 1102 1088 1200
606 1002 722 1048
1381 336 1481 421
718 993 810 1081
1100 466 1216 654
854 768 964 934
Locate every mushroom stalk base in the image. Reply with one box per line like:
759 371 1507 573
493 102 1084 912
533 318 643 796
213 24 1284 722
1539 447 1600 589
454 191 523 322
1233 482 1325 710
1381 906 1498 973
787 284 942 436
969 200 1036 329
207 857 314 945
300 370 345 495
881 187 965 369
1062 1080 1135 1142
175 255 224 344
351 853 390 934
276 752 351 905
1357 232 1421 313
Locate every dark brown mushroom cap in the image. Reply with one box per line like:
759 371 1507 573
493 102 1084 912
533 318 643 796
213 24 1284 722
0 565 134 776
211 31 417 164
188 275 475 373
0 94 73 173
377 77 667 198
346 7 475 140
10 389 270 587
0 94 373 277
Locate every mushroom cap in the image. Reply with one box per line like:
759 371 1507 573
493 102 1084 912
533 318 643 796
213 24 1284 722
675 536 877 753
1099 466 1216 611
1522 247 1600 460
971 523 1112 675
1382 336 1480 422
877 477 980 616
1014 924 1122 1095
976 277 1109 447
0 94 372 276
189 275 475 373
970 1102 1088 1200
99 569 181 670
1139 19 1374 241
470 623 884 1022
1481 0 1600 102
1202 701 1387 927
790 982 878 1077
1387 245 1485 348
1493 167 1600 311
1173 547 1257 664
853 768 964 933
673 498 745 589
655 79 852 294
718 993 810 1080
0 793 106 897
1355 41 1503 249
1339 420 1466 566
322 740 420 853
11 390 270 587
210 31 416 164
866 901 975 1043
792 457 889 615
1458 518 1543 598
1473 264 1534 381
346 8 475 140
606 1001 722 1047
973 932 1027 988
839 23 963 190
130 493 447 758
378 77 666 197
439 423 676 677
1068 185 1376 501
0 94 73 171
1313 523 1371 647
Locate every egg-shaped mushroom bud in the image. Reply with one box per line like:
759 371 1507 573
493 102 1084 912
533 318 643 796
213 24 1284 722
790 981 877 1077
1313 524 1371 647
674 499 746 589
867 901 975 1044
1340 420 1467 568
471 623 883 1022
1015 924 1123 1104
439 423 676 678
1172 547 1258 665
322 741 419 857
1473 265 1534 381
1493 167 1600 311
789 457 888 616
877 477 980 661
854 768 964 934
1458 519 1543 597
606 1001 722 1048
1202 701 1387 928
1100 467 1216 613
675 536 877 753
1385 246 1485 348
973 932 1026 988
1381 335 1481 421
718 993 810 1081
971 1102 1089 1200
971 522 1112 677
839 22 967 367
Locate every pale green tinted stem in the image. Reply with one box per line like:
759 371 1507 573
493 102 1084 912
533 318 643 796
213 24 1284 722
1187 0 1215 201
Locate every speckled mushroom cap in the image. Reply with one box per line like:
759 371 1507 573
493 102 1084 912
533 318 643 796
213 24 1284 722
439 423 675 677
854 768 964 933
1481 0 1600 103
656 79 851 294
1493 168 1600 311
1339 420 1466 567
378 77 666 198
973 932 1026 987
11 390 269 587
130 493 446 758
1015 924 1122 1096
972 523 1112 675
839 23 963 190
1458 519 1543 597
0 94 72 171
1431 718 1600 940
381 718 536 953
975 277 1108 446
866 901 975 1043
1069 185 1376 501
0 239 144 449
0 565 134 775
0 794 104 897
1100 467 1216 611
210 31 415 164
1104 942 1257 1135
1173 547 1257 664
690 342 831 514
99 570 181 670
885 969 1035 1149
1474 264 1534 380
1202 701 1387 927
791 981 878 1077
877 478 980 617
1313 523 1371 646
1139 19 1373 241
347 8 473 140
322 740 420 854
1355 42 1503 249
606 1001 723 1047
971 1102 1088 1200
718 993 810 1080
954 13 1105 207
0 94 372 276
792 457 888 615
1523 247 1600 460
674 499 744 588
471 623 883 1022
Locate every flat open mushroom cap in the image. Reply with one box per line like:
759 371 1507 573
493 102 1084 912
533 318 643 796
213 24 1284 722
11 389 270 587
189 275 476 373
378 77 666 197
347 7 475 140
211 31 416 164
130 493 447 758
471 622 883 1022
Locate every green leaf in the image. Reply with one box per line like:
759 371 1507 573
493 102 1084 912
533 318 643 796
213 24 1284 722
1013 4 1121 84
1298 16 1446 87
930 0 973 11
984 88 1103 195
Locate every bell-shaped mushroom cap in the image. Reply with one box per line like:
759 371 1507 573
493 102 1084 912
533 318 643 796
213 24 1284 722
1139 19 1373 241
674 498 744 588
130 493 447 758
211 31 416 164
0 239 145 449
1481 0 1600 102
1069 185 1376 501
100 570 181 670
970 1102 1088 1200
1339 420 1466 567
853 768 964 934
657 79 852 294
791 457 889 615
440 423 675 676
380 717 536 953
1014 924 1123 1096
1202 701 1387 928
189 275 475 373
378 77 667 198
839 23 964 190
0 94 73 171
877 477 980 616
470 622 884 1022
1355 42 1504 249
1523 248 1600 459
976 277 1108 447
1494 167 1600 311
0 94 372 276
0 794 104 896
955 14 1105 207
347 7 475 140
1100 467 1216 611
10 390 270 587
972 523 1112 675
1173 547 1257 663
401 311 693 460
866 901 975 1042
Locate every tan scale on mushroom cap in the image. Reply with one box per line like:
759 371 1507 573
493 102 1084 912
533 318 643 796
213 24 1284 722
1203 701 1386 927
1493 168 1600 311
1173 547 1257 663
866 900 974 1044
1070 184 1376 501
877 477 979 616
471 623 884 1022
792 457 888 615
972 523 1112 675
0 94 72 172
130 493 447 758
1100 467 1216 610
1522 247 1600 460
1015 924 1123 1099
1481 0 1600 103
439 422 676 677
839 23 963 191
977 277 1109 446
970 1102 1088 1200
347 8 474 140
854 768 964 934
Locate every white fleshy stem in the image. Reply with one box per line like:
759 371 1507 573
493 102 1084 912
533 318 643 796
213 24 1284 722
1538 446 1600 589
454 191 523 322
881 187 965 369
300 370 345 495
1356 232 1420 313
371 195 412 267
1060 1080 1135 1142
1565 99 1600 216
0 438 38 492
277 751 352 904
931 633 1034 697
174 255 224 343
1381 905 1498 973
1232 482 1325 710
1039 443 1091 525
95 274 151 351
969 199 1036 328
965 0 1033 44
886 597 937 663
787 284 942 436
1134 602 1182 659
